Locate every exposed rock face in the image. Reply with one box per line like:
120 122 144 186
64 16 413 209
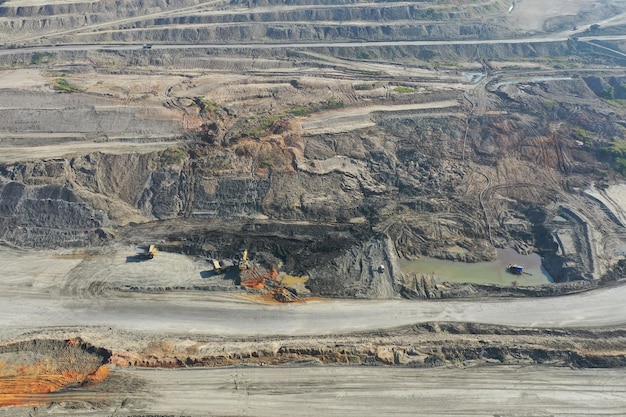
0 180 109 247
193 177 270 218
2 153 182 224
0 0 513 44
1 70 624 295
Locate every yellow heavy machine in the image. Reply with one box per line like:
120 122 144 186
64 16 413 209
239 249 249 270
212 259 223 274
135 245 157 259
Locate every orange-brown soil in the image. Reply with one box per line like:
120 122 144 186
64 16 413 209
0 339 110 407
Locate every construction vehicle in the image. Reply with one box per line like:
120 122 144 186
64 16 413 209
507 264 523 275
135 245 157 259
206 258 235 274
212 259 223 274
239 249 249 270
200 248 301 303
240 266 300 303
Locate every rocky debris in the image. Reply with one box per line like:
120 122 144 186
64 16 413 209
96 322 626 370
307 236 403 298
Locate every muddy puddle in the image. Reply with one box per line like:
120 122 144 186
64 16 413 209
399 248 553 286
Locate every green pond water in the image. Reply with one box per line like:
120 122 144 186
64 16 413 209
399 248 553 286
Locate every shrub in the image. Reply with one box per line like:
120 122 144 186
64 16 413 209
393 86 414 93
53 78 83 93
603 139 626 175
161 147 187 166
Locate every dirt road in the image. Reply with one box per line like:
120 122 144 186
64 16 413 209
120 366 626 417
3 33 626 56
2 246 626 342
4 285 626 337
3 366 625 416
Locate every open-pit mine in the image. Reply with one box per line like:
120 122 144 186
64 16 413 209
1 0 626 415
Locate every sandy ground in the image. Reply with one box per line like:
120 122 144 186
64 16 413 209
584 184 626 227
2 365 625 416
508 0 591 31
2 245 626 347
123 366 626 417
300 100 459 135
0 69 49 90
0 139 184 164
509 0 626 32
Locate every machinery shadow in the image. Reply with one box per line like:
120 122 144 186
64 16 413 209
125 256 152 263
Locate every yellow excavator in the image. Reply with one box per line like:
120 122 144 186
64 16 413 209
239 249 249 270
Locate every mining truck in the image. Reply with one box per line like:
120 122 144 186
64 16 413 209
135 245 157 259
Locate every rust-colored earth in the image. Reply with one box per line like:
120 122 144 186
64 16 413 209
0 339 109 407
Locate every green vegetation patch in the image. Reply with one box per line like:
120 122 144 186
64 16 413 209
603 139 626 175
194 97 222 114
53 78 83 93
161 147 187 166
393 86 414 94
284 99 344 118
287 105 314 117
243 115 280 138
320 99 344 110
31 52 54 65
240 99 345 139
543 99 558 110
606 99 626 109
573 127 593 141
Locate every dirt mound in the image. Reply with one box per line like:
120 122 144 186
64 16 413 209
103 323 626 370
0 338 110 407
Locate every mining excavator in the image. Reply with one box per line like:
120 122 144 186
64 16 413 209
204 249 301 303
239 249 250 270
